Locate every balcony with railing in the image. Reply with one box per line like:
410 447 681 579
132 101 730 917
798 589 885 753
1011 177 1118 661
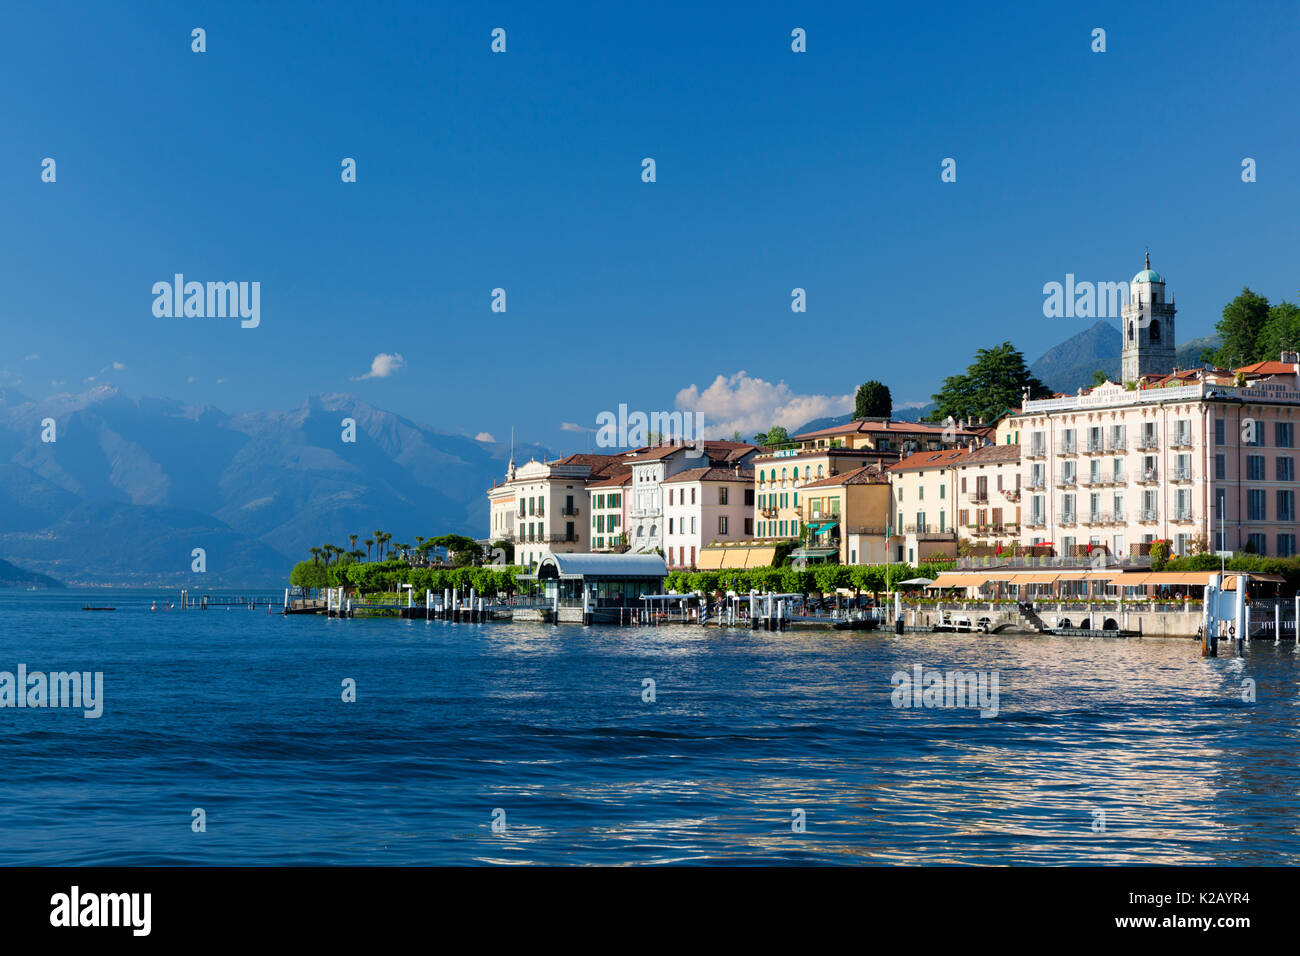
1107 438 1126 452
1137 469 1159 484
1171 466 1193 481
1027 444 1047 459
1139 508 1159 522
1002 488 1021 502
1084 474 1112 487
955 553 1152 570
1025 514 1045 527
969 523 1018 537
1059 511 1077 525
1171 433 1193 448
844 525 889 536
1173 508 1194 522
1059 440 1077 455
903 523 955 540
1085 437 1106 453
1027 475 1046 490
1086 510 1112 525
1138 435 1160 450
561 505 580 516
1055 473 1077 488
971 492 989 503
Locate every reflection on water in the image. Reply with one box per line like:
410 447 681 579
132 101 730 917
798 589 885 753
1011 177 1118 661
1 590 1298 864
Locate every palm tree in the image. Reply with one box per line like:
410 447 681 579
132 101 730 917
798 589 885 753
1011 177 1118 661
373 530 385 560
364 538 374 561
309 547 323 565
348 534 358 552
348 549 364 563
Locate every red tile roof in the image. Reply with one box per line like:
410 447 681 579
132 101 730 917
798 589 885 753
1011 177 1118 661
886 447 974 472
553 453 634 479
588 471 632 488
628 441 757 462
797 464 890 489
958 443 1020 465
1234 360 1298 377
793 418 979 441
661 467 755 484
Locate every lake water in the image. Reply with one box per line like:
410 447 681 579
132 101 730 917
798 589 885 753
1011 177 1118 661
1 589 1297 865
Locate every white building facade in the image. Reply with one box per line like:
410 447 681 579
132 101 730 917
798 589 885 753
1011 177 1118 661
661 466 755 570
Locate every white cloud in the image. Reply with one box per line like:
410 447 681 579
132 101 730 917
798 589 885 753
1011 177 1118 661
674 371 853 440
561 421 593 433
354 352 406 380
186 376 196 383
99 361 126 374
24 353 38 361
475 431 495 443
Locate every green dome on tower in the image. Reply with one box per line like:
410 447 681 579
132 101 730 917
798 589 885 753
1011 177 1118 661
1132 251 1163 284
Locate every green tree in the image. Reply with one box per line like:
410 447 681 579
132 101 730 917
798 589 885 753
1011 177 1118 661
1254 299 1300 363
927 342 1049 422
1212 288 1271 368
753 425 791 447
289 560 328 591
1089 369 1109 387
490 538 515 563
432 534 481 566
854 380 892 419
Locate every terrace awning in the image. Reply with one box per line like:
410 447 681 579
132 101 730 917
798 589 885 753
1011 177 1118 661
698 544 779 569
1006 573 1060 585
1142 572 1211 585
927 573 986 588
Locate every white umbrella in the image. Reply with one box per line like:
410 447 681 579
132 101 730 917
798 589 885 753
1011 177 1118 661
898 577 935 586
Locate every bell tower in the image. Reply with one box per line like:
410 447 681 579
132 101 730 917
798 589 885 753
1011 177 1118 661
1120 252 1176 383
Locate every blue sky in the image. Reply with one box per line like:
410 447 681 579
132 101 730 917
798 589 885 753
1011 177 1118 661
3 0 1299 449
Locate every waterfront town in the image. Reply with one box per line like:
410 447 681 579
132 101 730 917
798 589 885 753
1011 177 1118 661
484 258 1300 626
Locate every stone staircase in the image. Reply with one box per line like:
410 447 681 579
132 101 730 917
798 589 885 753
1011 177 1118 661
1016 604 1048 633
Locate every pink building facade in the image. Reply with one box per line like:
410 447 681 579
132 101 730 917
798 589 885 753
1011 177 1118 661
1014 370 1300 559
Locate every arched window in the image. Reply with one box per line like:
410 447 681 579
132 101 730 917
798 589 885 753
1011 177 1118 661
1128 322 1135 341
781 468 788 480
817 465 824 477
1150 319 1160 342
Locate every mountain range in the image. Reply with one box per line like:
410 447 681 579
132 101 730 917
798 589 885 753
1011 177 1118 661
0 321 1224 587
0 387 543 587
1028 320 1219 394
